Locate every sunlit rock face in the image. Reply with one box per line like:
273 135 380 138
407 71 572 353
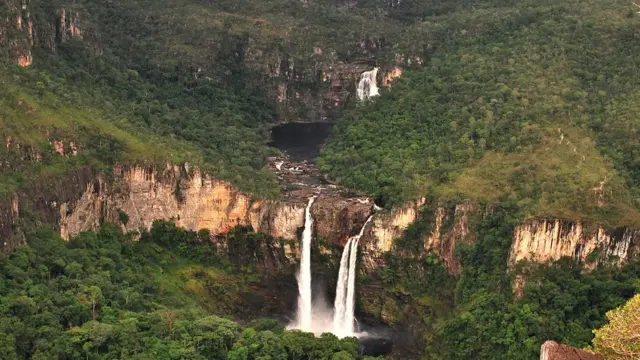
1 1 84 67
510 220 640 268
369 199 423 253
424 202 475 275
0 164 373 260
382 67 403 86
362 199 639 274
539 341 602 360
362 199 475 274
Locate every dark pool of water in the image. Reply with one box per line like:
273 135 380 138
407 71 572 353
268 122 334 162
359 335 394 357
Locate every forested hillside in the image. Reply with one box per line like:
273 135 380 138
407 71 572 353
320 0 640 227
0 0 416 200
365 202 640 359
1 0 639 359
0 222 382 359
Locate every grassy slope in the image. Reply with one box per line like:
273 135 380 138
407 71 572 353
0 63 205 197
320 0 640 227
0 0 413 200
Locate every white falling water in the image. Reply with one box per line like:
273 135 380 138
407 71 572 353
344 238 359 334
332 237 353 335
293 196 316 332
333 216 373 337
356 68 380 101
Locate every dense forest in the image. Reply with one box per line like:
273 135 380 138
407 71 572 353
1 0 639 359
0 214 636 359
320 0 640 228
369 202 640 359
0 222 385 359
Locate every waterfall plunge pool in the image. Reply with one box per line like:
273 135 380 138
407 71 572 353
268 122 334 162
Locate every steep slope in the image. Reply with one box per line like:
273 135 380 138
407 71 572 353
0 0 424 200
320 0 640 228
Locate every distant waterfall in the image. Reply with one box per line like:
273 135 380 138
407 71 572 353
356 68 380 101
333 216 373 337
294 197 316 331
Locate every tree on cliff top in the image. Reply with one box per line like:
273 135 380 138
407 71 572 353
592 294 640 359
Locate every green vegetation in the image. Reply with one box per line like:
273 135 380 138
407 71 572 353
320 0 640 227
0 0 428 199
2 0 640 358
591 294 640 360
0 222 383 359
363 203 640 359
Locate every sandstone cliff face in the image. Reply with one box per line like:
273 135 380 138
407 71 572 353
369 198 425 253
540 341 602 360
0 164 373 259
0 195 23 252
1 0 84 67
510 220 640 268
364 200 639 274
250 46 407 122
362 199 476 274
424 202 476 274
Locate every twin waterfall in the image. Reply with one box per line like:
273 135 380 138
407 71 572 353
290 196 372 338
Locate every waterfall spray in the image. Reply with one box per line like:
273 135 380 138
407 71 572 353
294 196 316 331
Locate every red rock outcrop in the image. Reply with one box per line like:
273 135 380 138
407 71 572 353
540 341 602 360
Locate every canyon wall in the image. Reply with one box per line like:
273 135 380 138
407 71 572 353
1 1 410 123
363 199 476 274
3 164 639 272
1 164 373 255
1 0 84 67
363 201 639 273
510 220 640 269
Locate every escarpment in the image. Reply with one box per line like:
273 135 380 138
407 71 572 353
1 0 413 123
0 164 375 254
362 200 640 274
511 220 640 268
3 162 638 274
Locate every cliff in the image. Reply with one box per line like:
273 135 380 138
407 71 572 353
363 199 476 274
1 0 411 123
2 164 373 256
4 157 638 273
1 0 84 67
511 220 640 269
362 200 640 274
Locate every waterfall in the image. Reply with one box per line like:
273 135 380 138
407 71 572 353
332 216 372 337
344 238 359 335
294 196 316 331
356 68 380 101
332 237 353 335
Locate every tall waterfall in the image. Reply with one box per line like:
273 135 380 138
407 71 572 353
333 216 373 337
293 196 316 332
356 68 380 101
332 237 353 335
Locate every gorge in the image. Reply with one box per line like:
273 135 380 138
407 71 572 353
1 0 640 359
